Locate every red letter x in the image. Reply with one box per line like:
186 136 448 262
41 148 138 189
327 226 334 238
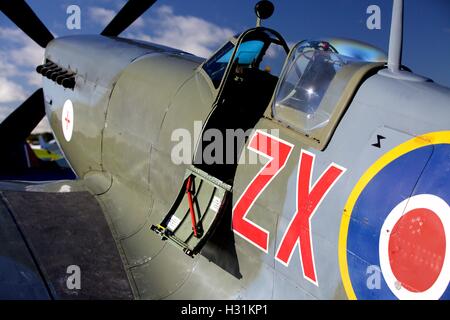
275 150 345 286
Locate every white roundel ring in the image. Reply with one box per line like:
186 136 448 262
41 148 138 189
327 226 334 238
61 99 74 142
379 194 450 300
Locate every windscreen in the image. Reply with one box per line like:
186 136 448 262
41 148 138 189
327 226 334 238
273 41 361 133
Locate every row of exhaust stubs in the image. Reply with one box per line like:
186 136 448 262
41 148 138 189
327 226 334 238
36 60 76 90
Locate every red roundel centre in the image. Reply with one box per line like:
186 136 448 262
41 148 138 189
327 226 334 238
388 208 446 292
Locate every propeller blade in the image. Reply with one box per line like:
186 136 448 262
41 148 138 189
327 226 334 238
0 0 54 48
101 0 157 37
0 88 46 147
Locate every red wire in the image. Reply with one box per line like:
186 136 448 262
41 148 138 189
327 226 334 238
186 176 198 237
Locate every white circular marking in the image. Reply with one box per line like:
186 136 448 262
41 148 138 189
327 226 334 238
61 99 74 142
379 194 450 300
59 185 71 193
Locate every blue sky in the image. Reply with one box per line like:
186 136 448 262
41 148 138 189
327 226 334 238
1 0 449 130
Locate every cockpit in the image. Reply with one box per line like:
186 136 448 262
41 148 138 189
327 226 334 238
200 30 386 154
196 26 386 181
202 29 289 89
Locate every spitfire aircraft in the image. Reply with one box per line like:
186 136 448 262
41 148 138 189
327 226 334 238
0 0 449 300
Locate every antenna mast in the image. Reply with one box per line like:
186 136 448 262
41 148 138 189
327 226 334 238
379 0 428 81
387 0 403 73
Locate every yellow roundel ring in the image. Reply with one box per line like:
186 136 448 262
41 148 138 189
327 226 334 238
338 131 450 300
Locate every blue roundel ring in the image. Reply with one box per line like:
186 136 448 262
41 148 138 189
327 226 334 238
339 131 450 300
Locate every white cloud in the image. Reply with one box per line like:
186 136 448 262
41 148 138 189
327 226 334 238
33 118 51 134
0 77 27 104
0 28 24 44
26 72 43 87
0 28 44 68
132 18 145 28
10 39 44 67
0 27 44 89
89 6 144 28
88 7 115 26
0 27 45 129
0 52 19 77
0 104 13 122
127 5 234 58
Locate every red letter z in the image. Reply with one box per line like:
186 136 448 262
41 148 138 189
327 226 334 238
232 130 294 252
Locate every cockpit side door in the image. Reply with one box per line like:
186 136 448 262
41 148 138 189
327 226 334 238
193 27 290 182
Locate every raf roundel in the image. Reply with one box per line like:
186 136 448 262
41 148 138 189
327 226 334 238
379 194 450 300
339 131 450 300
62 99 74 142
